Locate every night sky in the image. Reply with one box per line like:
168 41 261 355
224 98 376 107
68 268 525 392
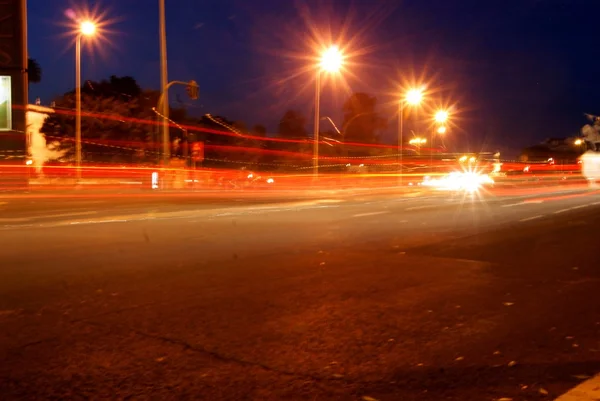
27 0 600 154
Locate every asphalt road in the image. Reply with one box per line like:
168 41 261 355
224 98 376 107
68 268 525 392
1 185 599 400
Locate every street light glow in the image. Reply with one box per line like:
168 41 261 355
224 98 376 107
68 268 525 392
320 46 343 73
409 137 427 145
437 126 447 134
80 20 96 36
435 110 449 123
405 88 424 105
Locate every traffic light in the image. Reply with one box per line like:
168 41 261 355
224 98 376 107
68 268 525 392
186 80 199 100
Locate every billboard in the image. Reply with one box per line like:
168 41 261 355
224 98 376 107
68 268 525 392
0 0 27 138
0 76 12 131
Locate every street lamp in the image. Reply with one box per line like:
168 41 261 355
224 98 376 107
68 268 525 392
75 20 96 180
314 45 343 178
431 109 450 163
434 110 449 124
398 87 424 184
409 137 427 145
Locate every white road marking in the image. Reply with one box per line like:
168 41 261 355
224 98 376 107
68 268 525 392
554 205 589 214
0 199 347 229
501 202 525 208
74 200 106 205
520 214 544 222
405 205 437 211
352 211 389 218
502 200 542 207
39 211 99 219
0 211 98 223
555 373 600 400
67 219 128 225
294 205 340 210
0 217 32 223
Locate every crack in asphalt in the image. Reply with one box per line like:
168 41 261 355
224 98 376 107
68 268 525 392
73 318 337 384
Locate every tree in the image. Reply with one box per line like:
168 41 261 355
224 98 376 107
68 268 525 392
252 124 267 136
80 75 142 100
278 110 307 138
41 76 157 163
27 58 42 84
342 92 386 145
232 120 248 133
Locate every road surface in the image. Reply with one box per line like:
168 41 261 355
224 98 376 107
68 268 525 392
1 186 599 400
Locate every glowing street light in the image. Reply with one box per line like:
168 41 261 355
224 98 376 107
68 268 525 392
434 110 449 124
409 137 427 155
409 137 427 145
80 21 96 36
314 45 344 178
398 87 425 184
406 88 424 106
430 110 450 160
75 20 96 180
320 46 343 73
574 138 583 146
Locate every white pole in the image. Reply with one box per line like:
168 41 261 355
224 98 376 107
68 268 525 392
75 34 82 180
313 70 321 179
398 101 404 185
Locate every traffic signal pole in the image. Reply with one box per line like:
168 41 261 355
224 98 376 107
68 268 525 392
155 80 199 163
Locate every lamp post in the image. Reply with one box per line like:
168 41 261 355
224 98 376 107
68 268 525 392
313 46 343 179
159 0 169 164
75 20 96 181
398 88 424 185
431 109 449 168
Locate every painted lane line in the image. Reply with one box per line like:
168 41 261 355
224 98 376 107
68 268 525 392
554 205 589 214
0 217 33 223
405 205 437 211
352 211 389 218
68 219 128 226
0 211 98 223
294 205 340 210
39 211 99 219
524 189 600 204
501 202 526 208
502 200 543 207
520 215 544 222
554 373 600 400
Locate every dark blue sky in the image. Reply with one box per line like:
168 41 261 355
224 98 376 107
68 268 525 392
27 0 600 152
